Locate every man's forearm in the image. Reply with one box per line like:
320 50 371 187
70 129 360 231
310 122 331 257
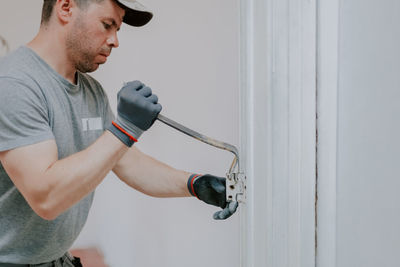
113 147 192 198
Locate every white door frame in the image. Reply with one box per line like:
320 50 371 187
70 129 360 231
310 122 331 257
239 0 317 266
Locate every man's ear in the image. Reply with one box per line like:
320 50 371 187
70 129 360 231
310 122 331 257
54 0 77 24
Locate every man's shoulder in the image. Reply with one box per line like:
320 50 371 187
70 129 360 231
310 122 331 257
0 47 48 102
0 46 38 82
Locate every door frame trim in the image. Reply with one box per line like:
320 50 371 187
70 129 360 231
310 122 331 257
239 0 317 266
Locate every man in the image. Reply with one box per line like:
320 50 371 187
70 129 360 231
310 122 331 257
0 0 238 266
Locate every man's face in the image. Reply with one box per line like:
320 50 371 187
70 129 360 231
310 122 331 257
66 0 125 73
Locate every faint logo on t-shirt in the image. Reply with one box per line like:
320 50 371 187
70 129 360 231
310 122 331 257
82 117 103 132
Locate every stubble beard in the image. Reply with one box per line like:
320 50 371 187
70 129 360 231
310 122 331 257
65 18 100 73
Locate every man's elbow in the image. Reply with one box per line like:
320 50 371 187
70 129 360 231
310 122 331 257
33 203 60 221
28 190 60 221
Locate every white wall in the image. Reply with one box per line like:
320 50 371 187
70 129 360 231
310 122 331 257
0 1 240 267
317 0 400 266
336 0 400 266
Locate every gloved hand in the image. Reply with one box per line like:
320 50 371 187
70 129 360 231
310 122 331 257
108 81 162 147
187 174 239 220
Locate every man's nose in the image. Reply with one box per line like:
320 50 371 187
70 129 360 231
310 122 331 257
107 32 119 48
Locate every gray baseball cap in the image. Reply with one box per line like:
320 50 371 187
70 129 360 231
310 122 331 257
115 0 153 27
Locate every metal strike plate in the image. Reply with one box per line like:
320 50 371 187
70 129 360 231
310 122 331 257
226 172 246 203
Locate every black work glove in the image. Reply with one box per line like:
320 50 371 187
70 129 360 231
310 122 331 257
187 174 238 220
108 81 162 147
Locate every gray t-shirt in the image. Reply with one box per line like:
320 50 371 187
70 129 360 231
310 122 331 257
0 46 114 264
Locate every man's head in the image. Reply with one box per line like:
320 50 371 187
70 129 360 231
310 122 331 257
64 0 123 73
39 0 152 73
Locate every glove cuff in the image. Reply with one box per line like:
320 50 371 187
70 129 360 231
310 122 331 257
116 115 144 140
187 174 201 198
108 121 137 147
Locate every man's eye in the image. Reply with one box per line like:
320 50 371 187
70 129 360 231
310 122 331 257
102 22 111 30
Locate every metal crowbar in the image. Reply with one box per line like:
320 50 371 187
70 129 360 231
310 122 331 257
156 114 246 203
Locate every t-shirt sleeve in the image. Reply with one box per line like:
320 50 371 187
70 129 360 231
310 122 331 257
0 77 54 152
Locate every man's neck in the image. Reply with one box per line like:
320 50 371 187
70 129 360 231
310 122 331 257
27 28 77 85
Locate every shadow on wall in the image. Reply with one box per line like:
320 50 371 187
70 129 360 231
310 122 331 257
0 35 9 57
70 247 109 267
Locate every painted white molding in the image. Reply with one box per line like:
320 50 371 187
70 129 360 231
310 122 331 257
315 0 340 267
240 0 316 266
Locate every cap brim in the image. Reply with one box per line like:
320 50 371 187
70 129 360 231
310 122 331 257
116 0 153 27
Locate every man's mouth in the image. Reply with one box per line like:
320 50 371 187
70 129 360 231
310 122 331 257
99 48 112 58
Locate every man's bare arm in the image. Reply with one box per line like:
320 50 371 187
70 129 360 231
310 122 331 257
0 80 163 220
0 131 128 220
113 146 192 198
113 146 239 220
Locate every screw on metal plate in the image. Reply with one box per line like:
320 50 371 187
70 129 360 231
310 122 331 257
156 114 246 204
226 172 246 203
